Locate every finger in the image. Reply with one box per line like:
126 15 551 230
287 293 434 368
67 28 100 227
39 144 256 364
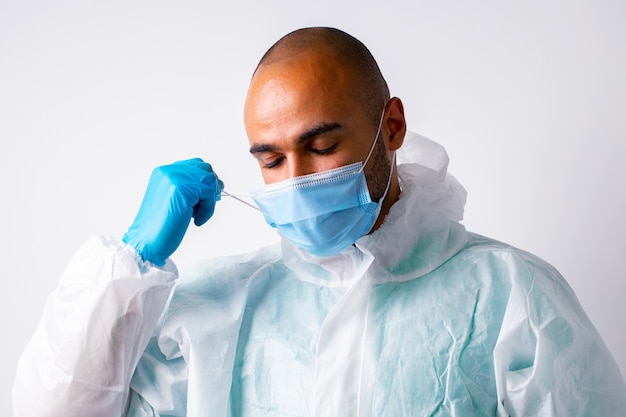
193 196 217 226
192 175 221 226
216 179 224 201
196 169 224 201
174 158 214 173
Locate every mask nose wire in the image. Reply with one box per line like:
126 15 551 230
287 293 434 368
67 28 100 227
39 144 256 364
358 106 387 174
221 191 261 211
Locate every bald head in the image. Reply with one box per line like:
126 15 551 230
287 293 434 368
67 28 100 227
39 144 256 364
254 27 390 126
244 27 407 226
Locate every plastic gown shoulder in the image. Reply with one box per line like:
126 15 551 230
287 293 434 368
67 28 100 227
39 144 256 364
463 234 626 416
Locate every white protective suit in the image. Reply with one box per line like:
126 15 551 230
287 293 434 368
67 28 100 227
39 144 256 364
14 133 626 416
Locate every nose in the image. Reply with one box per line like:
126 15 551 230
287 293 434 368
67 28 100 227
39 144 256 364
286 155 315 179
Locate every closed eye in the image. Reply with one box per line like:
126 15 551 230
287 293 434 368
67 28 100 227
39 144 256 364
263 156 285 169
310 143 338 155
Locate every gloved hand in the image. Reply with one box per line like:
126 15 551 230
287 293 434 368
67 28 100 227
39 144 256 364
122 158 224 265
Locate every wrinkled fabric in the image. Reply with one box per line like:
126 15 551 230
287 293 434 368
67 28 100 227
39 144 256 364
14 132 626 417
13 236 178 417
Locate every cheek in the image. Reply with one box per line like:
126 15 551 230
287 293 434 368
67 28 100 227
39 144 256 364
260 170 280 184
316 145 365 170
311 157 344 172
260 166 291 184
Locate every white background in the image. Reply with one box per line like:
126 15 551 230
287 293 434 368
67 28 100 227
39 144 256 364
1 0 625 412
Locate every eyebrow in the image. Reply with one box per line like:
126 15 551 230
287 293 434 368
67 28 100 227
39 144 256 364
249 122 344 154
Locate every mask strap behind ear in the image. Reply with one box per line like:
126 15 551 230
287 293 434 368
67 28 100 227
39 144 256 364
379 151 396 203
359 105 387 173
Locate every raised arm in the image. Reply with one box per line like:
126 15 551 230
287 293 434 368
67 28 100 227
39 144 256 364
13 159 223 417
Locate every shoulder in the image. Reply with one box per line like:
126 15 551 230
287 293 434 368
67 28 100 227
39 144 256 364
158 243 283 326
453 233 586 316
460 233 565 284
169 242 284 302
458 233 606 354
152 242 285 357
462 232 556 268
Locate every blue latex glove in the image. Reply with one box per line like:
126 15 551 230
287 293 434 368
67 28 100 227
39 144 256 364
123 158 224 265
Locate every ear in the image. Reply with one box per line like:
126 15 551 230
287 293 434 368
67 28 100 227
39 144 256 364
384 97 406 151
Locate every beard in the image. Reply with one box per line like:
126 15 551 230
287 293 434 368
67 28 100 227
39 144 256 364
364 132 393 203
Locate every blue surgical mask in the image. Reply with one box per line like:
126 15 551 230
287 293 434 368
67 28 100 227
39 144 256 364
250 114 394 257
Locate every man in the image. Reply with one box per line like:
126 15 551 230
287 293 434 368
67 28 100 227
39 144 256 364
13 27 625 416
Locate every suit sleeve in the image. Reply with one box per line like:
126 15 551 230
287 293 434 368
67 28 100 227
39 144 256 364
13 235 178 417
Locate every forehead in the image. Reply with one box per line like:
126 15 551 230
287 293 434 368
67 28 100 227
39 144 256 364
244 50 365 142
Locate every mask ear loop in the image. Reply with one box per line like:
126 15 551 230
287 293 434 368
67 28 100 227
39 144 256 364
358 105 387 174
359 103 396 204
221 191 261 211
378 151 396 203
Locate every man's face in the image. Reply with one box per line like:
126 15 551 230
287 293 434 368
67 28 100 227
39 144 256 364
244 49 387 187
